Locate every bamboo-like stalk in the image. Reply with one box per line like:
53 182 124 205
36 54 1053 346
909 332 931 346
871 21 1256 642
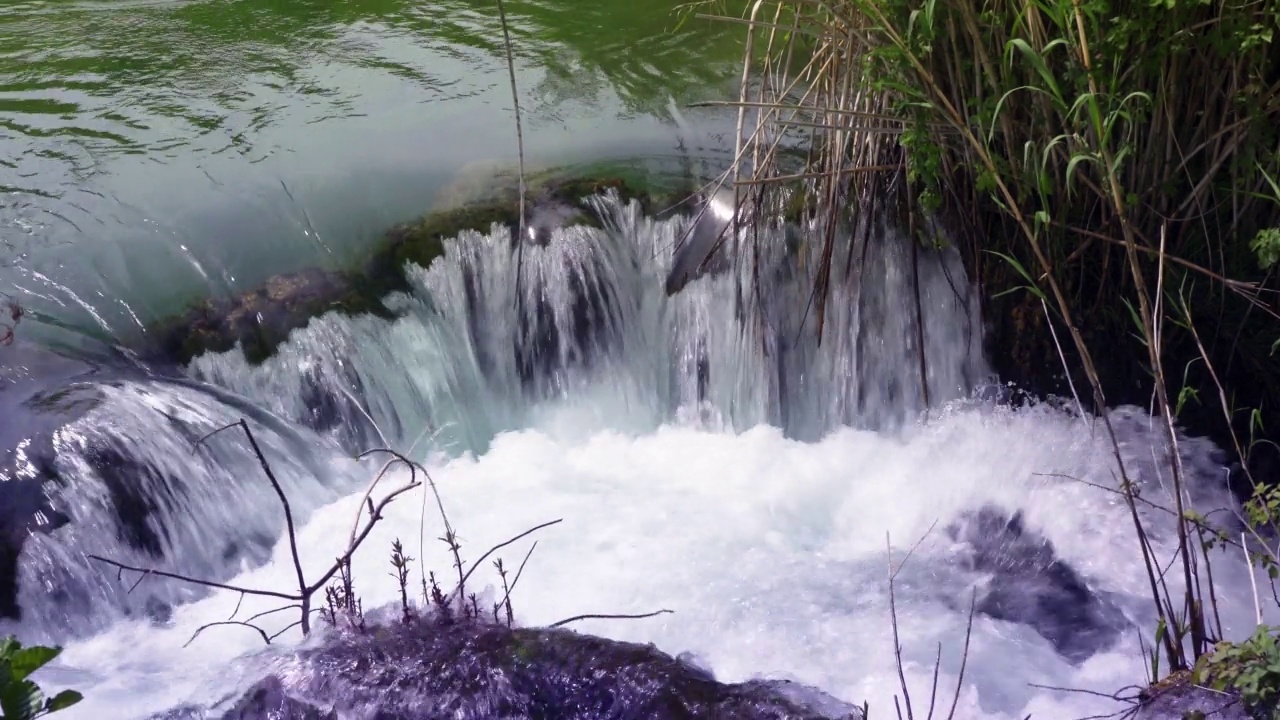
691 0 1280 679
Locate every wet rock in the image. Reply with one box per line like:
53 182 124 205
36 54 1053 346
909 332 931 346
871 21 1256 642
0 342 96 618
146 267 386 366
368 175 653 297
1135 671 1251 719
220 676 337 720
665 185 741 295
175 618 865 720
946 504 1131 664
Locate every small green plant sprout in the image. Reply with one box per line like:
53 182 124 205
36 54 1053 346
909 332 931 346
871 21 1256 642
0 637 82 719
1193 625 1280 717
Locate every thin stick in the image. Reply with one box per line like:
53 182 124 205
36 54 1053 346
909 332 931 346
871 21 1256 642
1042 297 1086 422
457 519 564 595
946 590 977 720
358 448 463 597
86 556 299 602
193 421 312 631
1245 532 1262 625
926 641 943 720
887 532 916 720
891 519 940 582
496 540 539 625
495 0 528 303
183 621 271 648
235 420 312 635
549 609 674 628
302 480 421 595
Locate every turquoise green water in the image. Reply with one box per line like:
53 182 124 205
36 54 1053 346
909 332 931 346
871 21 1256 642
0 0 745 341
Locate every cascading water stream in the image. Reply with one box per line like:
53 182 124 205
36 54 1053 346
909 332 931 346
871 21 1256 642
188 190 988 455
2 188 1263 719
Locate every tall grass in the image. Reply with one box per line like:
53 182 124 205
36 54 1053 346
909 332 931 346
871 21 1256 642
689 0 1280 683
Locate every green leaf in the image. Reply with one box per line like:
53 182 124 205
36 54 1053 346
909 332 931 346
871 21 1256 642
8 646 59 682
985 250 1047 300
0 679 44 720
1250 228 1280 270
44 689 83 712
1065 153 1098 196
1005 38 1065 108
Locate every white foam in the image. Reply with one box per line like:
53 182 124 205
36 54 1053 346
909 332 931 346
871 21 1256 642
39 400 1265 720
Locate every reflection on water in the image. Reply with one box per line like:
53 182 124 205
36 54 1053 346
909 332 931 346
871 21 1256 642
0 0 745 341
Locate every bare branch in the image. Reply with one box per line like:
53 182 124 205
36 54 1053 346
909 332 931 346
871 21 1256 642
887 532 916 720
184 621 272 649
945 590 976 720
497 540 539 626
87 555 300 602
303 480 421 596
358 448 463 599
549 610 674 629
457 519 563 597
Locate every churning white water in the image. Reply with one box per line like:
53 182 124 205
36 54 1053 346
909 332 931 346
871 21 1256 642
18 191 1268 719
39 403 1266 720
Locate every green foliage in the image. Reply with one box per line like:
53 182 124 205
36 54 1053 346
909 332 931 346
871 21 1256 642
1193 625 1280 715
716 0 1280 699
1240 483 1280 582
1251 228 1280 270
747 0 1280 682
0 638 81 720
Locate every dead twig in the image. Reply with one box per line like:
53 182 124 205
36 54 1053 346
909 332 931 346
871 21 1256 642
496 0 529 305
549 610 675 629
946 590 976 720
457 519 564 598
90 418 419 642
887 531 918 720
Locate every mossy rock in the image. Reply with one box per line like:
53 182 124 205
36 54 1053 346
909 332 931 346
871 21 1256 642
145 267 389 366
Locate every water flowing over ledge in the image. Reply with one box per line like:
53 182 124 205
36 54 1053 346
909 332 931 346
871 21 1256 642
187 189 988 454
1 188 1262 719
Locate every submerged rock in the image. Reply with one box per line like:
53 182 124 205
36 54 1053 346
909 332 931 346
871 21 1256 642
163 618 865 720
945 504 1131 664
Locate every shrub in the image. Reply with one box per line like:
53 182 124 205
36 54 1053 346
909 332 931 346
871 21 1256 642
1194 625 1280 717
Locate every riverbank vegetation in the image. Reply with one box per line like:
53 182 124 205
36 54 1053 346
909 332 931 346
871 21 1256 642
0 637 81 719
689 0 1280 710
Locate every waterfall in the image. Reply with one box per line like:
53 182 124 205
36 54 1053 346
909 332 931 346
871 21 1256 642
5 187 987 641
2 371 356 643
6 187 1260 720
189 189 988 454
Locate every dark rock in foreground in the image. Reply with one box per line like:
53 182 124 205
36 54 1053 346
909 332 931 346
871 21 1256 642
946 504 1131 665
1136 670 1251 720
159 618 865 720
